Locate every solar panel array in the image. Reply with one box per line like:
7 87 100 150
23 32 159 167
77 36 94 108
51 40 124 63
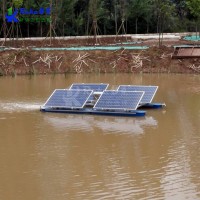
42 84 159 112
70 83 109 92
43 89 92 108
94 90 144 110
118 85 158 103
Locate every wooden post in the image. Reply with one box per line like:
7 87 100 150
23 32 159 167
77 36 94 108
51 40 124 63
50 0 52 45
2 0 7 45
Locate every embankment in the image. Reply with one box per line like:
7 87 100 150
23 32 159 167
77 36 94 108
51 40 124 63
0 37 199 76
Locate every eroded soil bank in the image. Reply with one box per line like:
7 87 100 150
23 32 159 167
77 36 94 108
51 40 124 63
0 37 200 76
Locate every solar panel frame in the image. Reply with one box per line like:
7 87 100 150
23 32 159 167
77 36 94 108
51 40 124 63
43 89 93 109
117 85 158 103
69 83 109 92
94 90 144 111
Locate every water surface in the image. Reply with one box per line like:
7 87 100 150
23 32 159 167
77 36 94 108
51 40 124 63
0 74 200 200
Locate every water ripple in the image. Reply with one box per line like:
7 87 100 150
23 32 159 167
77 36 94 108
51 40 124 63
0 101 41 113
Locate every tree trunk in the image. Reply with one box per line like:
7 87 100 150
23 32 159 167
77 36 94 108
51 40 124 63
157 15 159 33
146 21 149 33
27 23 29 38
50 0 52 45
86 12 90 35
40 22 43 37
76 21 79 36
62 24 64 36
126 16 128 34
196 23 198 38
135 18 138 34
16 24 18 39
159 14 164 47
114 0 118 35
93 20 97 44
2 0 7 44
158 15 161 47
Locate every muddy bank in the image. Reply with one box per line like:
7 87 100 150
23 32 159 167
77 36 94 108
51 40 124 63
0 38 200 76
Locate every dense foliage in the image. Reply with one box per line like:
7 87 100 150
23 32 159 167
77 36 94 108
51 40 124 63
0 0 199 37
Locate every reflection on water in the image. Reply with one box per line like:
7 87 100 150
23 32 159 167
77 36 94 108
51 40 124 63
44 115 94 132
95 116 157 134
0 74 200 200
44 114 158 135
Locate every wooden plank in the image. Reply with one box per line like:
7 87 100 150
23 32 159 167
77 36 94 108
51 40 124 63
172 47 200 58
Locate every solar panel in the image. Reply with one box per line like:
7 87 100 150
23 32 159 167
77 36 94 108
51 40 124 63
118 85 158 103
43 89 93 109
94 90 144 110
70 83 109 92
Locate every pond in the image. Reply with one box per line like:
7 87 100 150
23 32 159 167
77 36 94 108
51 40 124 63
0 73 200 200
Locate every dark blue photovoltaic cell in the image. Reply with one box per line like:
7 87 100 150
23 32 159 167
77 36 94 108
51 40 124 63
44 89 92 108
118 85 158 103
94 90 144 110
70 83 109 92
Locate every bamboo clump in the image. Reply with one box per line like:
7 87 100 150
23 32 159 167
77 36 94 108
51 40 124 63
32 54 62 69
73 53 96 73
188 64 200 73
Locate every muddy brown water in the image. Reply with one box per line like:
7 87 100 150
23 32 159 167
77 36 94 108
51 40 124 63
0 74 200 200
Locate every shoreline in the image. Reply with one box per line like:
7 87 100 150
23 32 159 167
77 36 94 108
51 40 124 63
0 37 200 76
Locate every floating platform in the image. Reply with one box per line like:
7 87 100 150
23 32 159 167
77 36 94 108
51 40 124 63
138 103 166 109
40 107 146 117
40 83 165 117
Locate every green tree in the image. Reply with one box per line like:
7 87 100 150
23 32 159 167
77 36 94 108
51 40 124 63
152 0 175 46
174 0 187 20
89 0 107 39
13 0 23 8
128 0 152 34
1 0 200 38
56 0 77 35
186 0 200 36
